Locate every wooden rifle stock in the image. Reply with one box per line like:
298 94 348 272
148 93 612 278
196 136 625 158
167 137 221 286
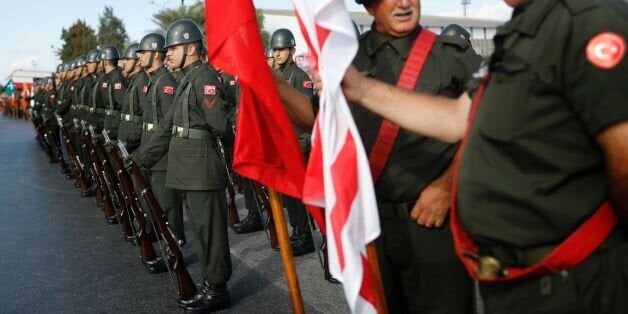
253 183 279 249
59 125 89 190
216 138 240 226
92 137 134 238
107 146 159 263
127 161 197 299
81 129 116 219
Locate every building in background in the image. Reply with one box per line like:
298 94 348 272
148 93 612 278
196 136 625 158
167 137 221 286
262 9 503 58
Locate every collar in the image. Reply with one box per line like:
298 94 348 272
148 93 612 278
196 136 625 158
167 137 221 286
498 0 558 37
181 60 202 75
365 24 422 60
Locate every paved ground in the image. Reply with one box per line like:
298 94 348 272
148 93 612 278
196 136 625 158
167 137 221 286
0 115 348 313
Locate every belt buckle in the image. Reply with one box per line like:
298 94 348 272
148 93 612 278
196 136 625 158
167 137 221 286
477 256 509 280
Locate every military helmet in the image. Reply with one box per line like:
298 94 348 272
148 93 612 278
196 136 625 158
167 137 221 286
76 55 87 67
442 24 471 42
138 33 167 52
45 77 53 85
270 28 296 49
100 45 120 60
70 59 78 70
63 62 71 72
56 64 63 73
123 43 140 60
86 48 101 63
164 19 204 48
265 47 273 58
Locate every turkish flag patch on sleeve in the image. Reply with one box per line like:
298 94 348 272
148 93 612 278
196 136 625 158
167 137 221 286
303 80 313 89
204 85 216 95
114 83 122 90
143 86 148 93
163 86 174 95
102 82 108 88
586 32 625 69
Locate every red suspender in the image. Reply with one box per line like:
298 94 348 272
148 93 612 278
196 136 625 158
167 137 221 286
449 75 619 282
368 28 437 182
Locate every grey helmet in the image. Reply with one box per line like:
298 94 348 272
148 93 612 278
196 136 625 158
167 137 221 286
138 33 167 52
265 47 273 59
70 58 78 70
86 48 101 63
270 28 296 49
100 45 120 61
75 55 87 67
164 19 204 48
56 64 63 73
442 24 471 43
63 62 71 72
123 43 140 60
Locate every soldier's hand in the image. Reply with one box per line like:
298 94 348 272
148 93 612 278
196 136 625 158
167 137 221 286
123 154 141 171
410 180 450 228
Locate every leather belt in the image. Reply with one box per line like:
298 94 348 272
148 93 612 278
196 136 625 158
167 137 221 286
88 107 105 114
172 125 210 140
143 122 155 132
105 109 119 116
121 114 142 123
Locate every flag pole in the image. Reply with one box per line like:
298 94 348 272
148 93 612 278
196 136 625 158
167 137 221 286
268 188 305 314
366 242 388 314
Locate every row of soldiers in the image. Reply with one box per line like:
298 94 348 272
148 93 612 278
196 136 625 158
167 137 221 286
30 18 339 313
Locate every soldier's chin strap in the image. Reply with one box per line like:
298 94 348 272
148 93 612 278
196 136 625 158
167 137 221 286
179 43 190 70
145 51 155 70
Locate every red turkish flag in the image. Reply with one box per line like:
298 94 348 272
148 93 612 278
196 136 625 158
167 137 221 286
204 0 325 230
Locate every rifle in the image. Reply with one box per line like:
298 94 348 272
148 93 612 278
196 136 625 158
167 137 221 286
118 141 197 300
104 132 163 264
251 182 279 249
81 121 116 222
90 126 133 237
56 115 89 191
48 118 69 172
216 137 240 226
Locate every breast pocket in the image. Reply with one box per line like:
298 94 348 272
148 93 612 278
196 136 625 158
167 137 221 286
476 55 532 142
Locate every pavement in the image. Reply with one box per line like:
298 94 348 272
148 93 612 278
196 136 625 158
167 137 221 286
0 114 349 313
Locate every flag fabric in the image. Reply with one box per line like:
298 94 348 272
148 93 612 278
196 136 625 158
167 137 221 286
4 79 16 96
293 1 381 313
204 0 325 230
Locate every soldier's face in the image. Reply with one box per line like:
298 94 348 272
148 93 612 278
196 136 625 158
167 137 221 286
137 51 149 68
86 62 97 74
366 0 420 37
166 45 185 69
122 59 135 73
274 48 293 66
266 57 274 68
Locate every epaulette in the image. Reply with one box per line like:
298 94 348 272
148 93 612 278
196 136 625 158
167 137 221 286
435 35 470 51
560 0 599 15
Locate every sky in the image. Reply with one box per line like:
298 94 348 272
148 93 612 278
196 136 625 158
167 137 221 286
0 0 512 83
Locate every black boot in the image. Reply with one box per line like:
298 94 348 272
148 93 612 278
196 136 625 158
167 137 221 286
232 213 263 234
178 280 208 309
81 183 97 197
143 257 168 274
184 282 231 313
291 227 315 257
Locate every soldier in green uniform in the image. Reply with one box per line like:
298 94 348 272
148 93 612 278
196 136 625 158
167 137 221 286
272 28 317 256
84 49 104 132
135 32 186 246
100 45 127 139
130 20 232 313
336 0 628 313
118 43 147 153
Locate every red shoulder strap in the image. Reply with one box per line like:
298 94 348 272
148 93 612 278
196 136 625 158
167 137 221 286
449 76 619 282
368 28 437 182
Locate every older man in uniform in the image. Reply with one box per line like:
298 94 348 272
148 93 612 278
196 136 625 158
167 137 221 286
130 20 232 313
337 0 628 313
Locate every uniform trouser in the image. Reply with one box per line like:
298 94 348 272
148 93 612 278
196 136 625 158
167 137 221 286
376 202 473 314
177 189 232 284
478 231 628 314
57 126 70 164
151 170 185 242
242 178 259 218
283 195 310 231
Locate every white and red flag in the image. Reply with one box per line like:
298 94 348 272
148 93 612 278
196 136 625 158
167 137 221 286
294 1 381 313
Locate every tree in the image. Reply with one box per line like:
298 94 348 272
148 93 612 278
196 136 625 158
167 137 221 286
256 9 270 48
97 6 129 51
151 1 205 34
57 20 97 62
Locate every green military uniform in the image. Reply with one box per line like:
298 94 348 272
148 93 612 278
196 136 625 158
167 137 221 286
136 60 231 284
352 25 480 313
86 71 106 131
457 0 628 313
102 68 127 138
118 70 149 152
276 61 316 244
138 65 185 242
